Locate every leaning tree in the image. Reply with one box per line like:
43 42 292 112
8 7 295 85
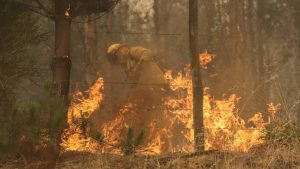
22 0 119 99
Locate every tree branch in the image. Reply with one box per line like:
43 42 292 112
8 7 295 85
23 5 54 20
71 0 119 18
32 0 54 18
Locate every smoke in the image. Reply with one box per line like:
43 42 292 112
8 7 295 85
126 0 154 22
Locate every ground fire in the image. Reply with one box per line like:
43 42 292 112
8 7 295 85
62 61 280 154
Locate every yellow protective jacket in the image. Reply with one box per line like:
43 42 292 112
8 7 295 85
125 46 154 74
124 46 167 86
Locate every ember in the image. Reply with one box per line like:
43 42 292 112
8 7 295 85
199 50 215 69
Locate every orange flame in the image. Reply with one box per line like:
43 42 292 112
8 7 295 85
166 65 279 152
62 65 280 154
199 50 215 69
62 77 104 152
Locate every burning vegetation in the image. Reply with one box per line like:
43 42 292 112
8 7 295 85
62 61 280 154
199 50 215 69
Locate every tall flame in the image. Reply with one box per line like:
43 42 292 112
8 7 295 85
62 77 104 152
62 65 280 154
165 65 280 152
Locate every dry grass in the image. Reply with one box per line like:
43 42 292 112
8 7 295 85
1 141 299 169
56 144 300 169
58 143 299 169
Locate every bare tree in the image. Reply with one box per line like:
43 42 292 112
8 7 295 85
189 0 204 152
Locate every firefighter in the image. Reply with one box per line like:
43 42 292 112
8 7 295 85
86 44 172 152
106 43 168 85
106 43 169 130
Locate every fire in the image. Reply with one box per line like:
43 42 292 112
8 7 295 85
62 77 104 152
199 50 215 69
267 102 281 119
62 66 280 154
164 65 279 152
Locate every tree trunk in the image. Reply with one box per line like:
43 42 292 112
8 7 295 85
154 0 160 34
83 16 97 85
255 0 273 114
189 0 204 152
295 1 300 123
253 0 268 111
51 0 72 99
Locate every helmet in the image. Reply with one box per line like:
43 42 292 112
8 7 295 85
106 43 129 64
107 43 121 55
106 43 121 64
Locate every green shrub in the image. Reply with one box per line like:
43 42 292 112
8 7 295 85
91 131 105 143
0 87 67 157
121 127 145 155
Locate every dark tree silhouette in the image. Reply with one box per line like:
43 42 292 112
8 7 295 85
189 0 204 151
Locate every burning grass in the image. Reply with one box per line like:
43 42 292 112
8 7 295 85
61 65 282 155
49 61 299 168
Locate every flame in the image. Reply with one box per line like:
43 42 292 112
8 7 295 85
165 65 279 152
199 50 215 69
62 77 104 152
267 102 281 119
62 65 280 154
